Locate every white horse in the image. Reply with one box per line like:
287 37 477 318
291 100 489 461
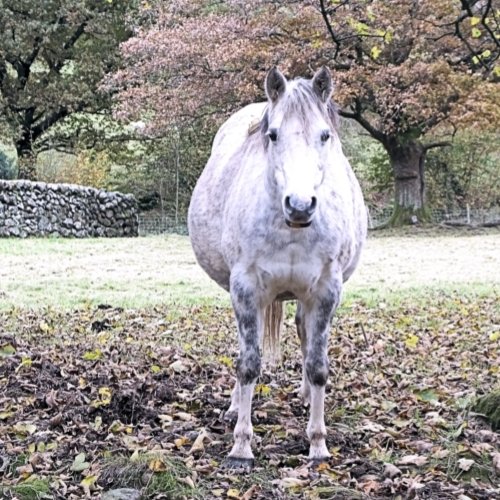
189 67 367 468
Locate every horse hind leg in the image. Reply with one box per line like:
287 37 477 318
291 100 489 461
295 302 311 405
225 380 240 422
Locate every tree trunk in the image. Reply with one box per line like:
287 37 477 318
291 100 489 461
16 141 37 181
384 138 430 226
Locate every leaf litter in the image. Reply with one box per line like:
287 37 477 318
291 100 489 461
0 293 499 499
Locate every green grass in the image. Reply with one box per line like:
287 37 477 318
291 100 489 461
0 478 51 500
0 230 498 311
100 453 201 498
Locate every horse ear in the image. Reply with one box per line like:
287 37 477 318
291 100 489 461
312 67 334 103
265 67 287 103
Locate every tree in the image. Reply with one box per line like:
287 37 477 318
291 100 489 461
111 0 499 224
0 0 136 180
0 149 16 179
315 0 499 225
426 130 500 212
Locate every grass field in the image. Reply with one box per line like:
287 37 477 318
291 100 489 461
1 227 498 310
1 227 499 499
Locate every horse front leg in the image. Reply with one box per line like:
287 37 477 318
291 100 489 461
226 274 263 468
295 302 311 405
304 283 341 461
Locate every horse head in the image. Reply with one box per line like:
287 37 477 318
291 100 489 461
262 67 337 229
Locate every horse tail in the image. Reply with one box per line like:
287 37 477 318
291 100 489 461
262 300 283 368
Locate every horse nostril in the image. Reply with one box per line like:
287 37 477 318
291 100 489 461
284 196 292 212
309 197 317 212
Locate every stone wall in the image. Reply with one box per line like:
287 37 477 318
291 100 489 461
0 180 138 238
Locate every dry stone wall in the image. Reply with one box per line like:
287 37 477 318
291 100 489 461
0 180 138 238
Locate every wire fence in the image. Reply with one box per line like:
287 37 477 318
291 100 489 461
138 206 500 235
368 206 500 228
138 213 188 235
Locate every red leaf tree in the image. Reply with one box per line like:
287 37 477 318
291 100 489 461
111 0 499 225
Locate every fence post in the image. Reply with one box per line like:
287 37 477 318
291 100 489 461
466 204 470 225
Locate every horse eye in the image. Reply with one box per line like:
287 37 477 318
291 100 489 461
268 129 278 142
321 130 330 143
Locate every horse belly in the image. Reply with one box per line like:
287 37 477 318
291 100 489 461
188 103 267 291
189 188 231 291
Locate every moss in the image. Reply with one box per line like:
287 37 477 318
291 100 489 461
474 390 500 430
385 205 432 227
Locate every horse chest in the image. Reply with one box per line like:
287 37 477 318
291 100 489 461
254 242 326 299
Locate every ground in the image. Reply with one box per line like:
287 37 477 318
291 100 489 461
0 227 499 499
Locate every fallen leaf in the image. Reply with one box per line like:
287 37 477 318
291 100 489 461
71 453 90 472
174 412 193 422
170 360 187 373
280 477 309 488
179 475 195 488
0 343 16 357
360 420 384 433
315 462 330 472
13 422 37 436
189 429 208 454
83 348 102 361
432 448 450 459
360 478 381 493
149 458 167 472
39 321 51 333
397 455 428 466
255 384 272 397
457 458 474 471
16 463 33 479
241 484 258 500
174 436 189 448
492 452 500 473
412 440 433 452
80 475 97 496
383 462 402 478
405 334 419 349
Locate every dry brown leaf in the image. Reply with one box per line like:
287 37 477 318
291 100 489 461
174 412 193 422
241 484 258 500
383 462 402 478
360 420 385 433
189 429 208 454
492 452 500 473
457 458 475 471
174 436 189 448
360 478 381 494
411 440 433 452
279 477 309 489
179 475 195 488
397 454 428 466
148 458 167 472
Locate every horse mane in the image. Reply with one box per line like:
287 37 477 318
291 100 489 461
248 77 340 142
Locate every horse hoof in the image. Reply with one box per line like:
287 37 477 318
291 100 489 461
224 410 238 423
223 457 254 471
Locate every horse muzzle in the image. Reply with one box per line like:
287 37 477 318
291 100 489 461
284 195 317 229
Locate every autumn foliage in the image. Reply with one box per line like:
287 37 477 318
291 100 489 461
112 1 499 133
110 0 499 225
